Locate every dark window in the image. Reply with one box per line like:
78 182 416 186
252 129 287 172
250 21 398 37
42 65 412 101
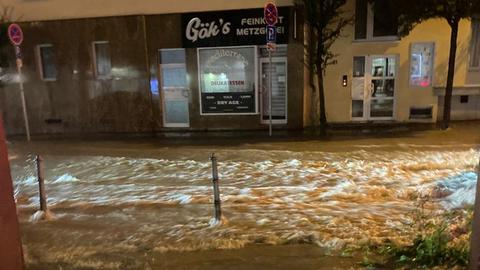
460 95 469 103
470 19 480 68
373 1 398 37
355 0 368 39
93 42 112 78
352 100 364 117
353 56 365 77
38 45 57 80
409 107 433 119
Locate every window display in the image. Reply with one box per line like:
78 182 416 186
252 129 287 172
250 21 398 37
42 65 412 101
198 46 257 114
410 42 434 87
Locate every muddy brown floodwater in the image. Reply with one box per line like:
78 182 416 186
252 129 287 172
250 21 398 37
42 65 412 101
7 123 480 269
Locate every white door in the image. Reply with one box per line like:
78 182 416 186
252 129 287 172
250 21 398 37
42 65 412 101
260 57 288 124
351 55 397 120
160 63 190 128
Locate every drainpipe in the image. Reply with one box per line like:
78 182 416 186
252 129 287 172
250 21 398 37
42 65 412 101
0 115 24 270
141 15 157 137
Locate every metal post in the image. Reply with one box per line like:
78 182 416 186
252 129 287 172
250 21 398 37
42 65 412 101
36 155 47 212
470 158 480 270
210 153 221 222
0 115 24 270
268 50 273 137
16 54 30 142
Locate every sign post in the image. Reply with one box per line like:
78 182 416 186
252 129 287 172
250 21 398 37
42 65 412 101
264 2 278 137
8 24 30 142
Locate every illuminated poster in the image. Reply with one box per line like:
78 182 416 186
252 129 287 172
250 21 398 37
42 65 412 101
410 42 434 87
198 47 256 114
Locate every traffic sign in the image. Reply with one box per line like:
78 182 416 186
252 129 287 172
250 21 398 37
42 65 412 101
264 2 278 26
266 25 276 43
267 42 276 52
8 24 23 46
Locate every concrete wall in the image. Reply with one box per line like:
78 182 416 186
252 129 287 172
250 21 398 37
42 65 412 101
0 7 304 135
0 16 154 135
4 0 293 22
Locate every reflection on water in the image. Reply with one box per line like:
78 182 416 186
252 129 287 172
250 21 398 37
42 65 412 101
8 143 479 269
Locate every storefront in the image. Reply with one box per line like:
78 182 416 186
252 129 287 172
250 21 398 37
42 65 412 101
1 5 305 136
155 7 304 131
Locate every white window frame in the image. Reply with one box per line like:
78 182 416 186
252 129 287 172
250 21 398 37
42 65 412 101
159 48 190 128
354 2 399 42
469 19 480 71
409 42 435 87
197 45 259 116
259 56 288 125
36 44 57 81
92 41 111 79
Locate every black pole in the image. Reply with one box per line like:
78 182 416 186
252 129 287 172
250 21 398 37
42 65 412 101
36 155 47 212
210 153 221 222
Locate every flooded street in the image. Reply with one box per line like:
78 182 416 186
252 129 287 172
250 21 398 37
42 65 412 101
7 124 480 269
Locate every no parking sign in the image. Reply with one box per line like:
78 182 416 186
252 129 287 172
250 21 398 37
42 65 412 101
8 24 23 46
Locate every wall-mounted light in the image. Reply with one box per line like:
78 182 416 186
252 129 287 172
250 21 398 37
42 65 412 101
342 75 348 87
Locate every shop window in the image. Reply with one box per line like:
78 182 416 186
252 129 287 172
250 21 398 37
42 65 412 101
198 46 257 114
355 0 398 40
92 41 111 79
36 44 57 81
470 19 480 69
460 95 469 104
410 42 435 87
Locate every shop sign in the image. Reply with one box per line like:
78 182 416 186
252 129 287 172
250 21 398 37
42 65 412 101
182 7 289 48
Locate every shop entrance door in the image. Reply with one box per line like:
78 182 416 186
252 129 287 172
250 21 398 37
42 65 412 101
159 63 190 128
351 55 397 120
260 57 288 124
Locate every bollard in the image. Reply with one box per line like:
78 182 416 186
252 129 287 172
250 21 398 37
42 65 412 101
470 158 480 270
210 153 222 222
36 155 47 212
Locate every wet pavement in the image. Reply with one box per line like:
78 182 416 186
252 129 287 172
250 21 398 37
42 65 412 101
6 122 480 269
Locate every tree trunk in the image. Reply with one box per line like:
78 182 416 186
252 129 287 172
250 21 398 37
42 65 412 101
307 23 319 128
317 69 327 132
442 19 459 130
316 42 327 133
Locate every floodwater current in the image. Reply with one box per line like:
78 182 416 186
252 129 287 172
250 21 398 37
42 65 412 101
6 127 480 269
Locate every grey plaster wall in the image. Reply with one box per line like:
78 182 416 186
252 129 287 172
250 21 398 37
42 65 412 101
1 7 304 136
1 16 154 135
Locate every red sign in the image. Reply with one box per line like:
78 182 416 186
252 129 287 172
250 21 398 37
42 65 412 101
8 24 23 46
264 2 278 26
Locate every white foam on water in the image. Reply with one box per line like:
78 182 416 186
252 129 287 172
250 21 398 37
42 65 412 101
52 173 79 183
8 146 479 267
30 210 56 222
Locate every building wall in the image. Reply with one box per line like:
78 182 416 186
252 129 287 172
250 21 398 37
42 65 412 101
4 0 293 22
0 16 154 135
322 0 478 124
145 8 304 131
1 6 304 135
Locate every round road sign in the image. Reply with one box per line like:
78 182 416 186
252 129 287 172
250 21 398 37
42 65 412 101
8 24 24 46
264 2 278 26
